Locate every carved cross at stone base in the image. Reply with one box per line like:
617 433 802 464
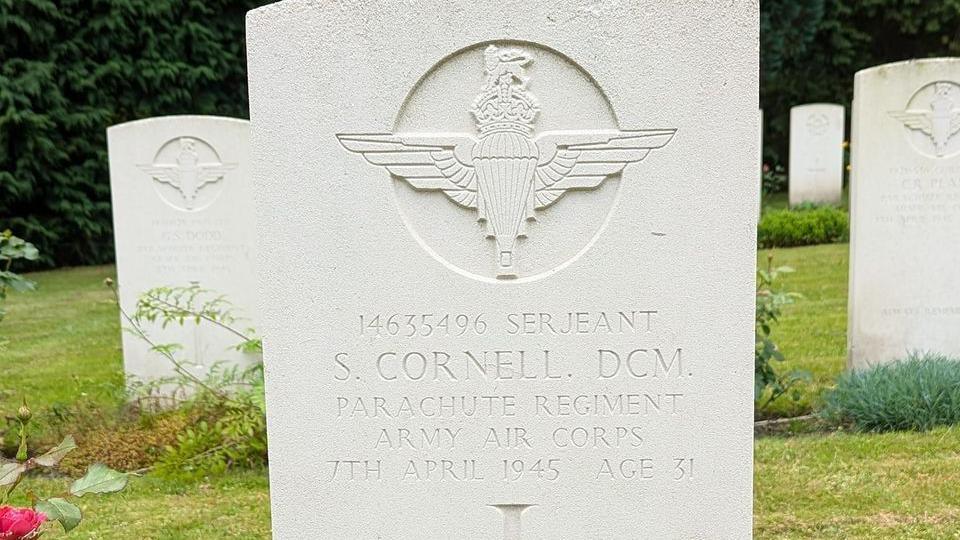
489 504 535 540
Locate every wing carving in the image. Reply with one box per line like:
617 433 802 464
951 112 960 137
138 165 180 189
889 111 933 136
533 129 676 209
336 133 479 208
196 164 237 190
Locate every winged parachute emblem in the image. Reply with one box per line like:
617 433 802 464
138 137 237 210
338 45 676 278
889 82 960 157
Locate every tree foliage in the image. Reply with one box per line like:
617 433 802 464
761 0 960 166
0 0 263 267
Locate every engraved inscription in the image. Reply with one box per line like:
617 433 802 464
338 44 676 278
319 40 695 537
139 216 247 274
877 165 960 227
324 305 698 535
880 305 960 318
890 81 960 158
138 137 236 211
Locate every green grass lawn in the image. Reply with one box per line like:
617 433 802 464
756 428 960 539
4 249 960 539
0 265 123 416
759 243 849 417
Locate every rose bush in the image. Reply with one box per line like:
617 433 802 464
1 402 127 534
0 507 45 539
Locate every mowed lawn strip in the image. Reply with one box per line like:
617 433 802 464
755 428 960 539
0 265 123 414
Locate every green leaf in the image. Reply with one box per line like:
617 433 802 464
36 497 82 532
69 463 128 496
34 435 77 467
21 243 40 261
0 271 37 293
0 462 25 486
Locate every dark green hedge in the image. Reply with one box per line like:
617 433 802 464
1 0 264 267
758 206 849 248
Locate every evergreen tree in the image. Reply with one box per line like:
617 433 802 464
0 0 263 266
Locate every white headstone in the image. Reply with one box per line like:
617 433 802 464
247 2 758 538
849 58 960 369
788 103 845 206
108 116 260 386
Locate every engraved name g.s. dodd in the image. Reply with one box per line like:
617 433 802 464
339 45 676 278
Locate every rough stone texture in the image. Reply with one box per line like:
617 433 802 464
247 1 758 538
849 59 960 369
107 116 260 386
788 103 845 206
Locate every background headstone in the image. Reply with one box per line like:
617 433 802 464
108 115 260 387
247 1 758 538
789 103 845 206
849 59 960 369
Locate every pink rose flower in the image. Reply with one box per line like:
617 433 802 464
0 506 46 539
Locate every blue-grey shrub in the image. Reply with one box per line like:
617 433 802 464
822 353 960 432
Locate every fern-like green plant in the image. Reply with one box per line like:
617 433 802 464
108 281 268 479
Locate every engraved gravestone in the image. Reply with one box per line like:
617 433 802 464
789 103 845 206
247 1 758 538
107 116 260 386
849 59 960 369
